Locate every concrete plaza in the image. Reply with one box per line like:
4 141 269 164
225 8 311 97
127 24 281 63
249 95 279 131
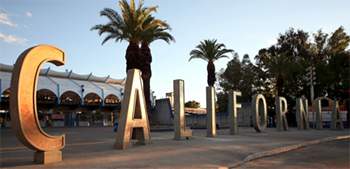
1 126 349 168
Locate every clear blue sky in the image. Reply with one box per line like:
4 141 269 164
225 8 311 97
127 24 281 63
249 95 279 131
1 0 349 108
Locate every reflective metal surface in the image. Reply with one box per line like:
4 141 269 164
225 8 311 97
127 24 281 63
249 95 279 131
275 97 289 131
331 101 344 130
114 69 152 150
229 90 241 135
296 98 309 130
251 94 267 132
10 45 65 163
173 80 193 140
315 100 323 130
206 86 217 137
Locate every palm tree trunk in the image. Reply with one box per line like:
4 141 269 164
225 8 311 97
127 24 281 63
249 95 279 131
141 43 152 123
126 42 141 72
126 42 142 139
276 75 284 96
207 61 216 86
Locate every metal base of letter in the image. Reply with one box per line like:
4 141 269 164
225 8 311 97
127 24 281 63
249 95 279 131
173 80 193 140
174 131 194 140
206 87 217 137
34 150 62 164
137 140 153 145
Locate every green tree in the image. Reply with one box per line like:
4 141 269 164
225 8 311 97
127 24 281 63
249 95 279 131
311 26 350 103
261 51 297 96
277 28 311 62
216 54 255 112
254 26 349 110
189 39 233 86
185 100 200 108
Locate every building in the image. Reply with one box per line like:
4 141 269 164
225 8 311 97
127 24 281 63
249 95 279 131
1 63 128 128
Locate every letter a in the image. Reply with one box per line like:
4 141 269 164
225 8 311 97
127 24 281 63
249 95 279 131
275 96 289 131
331 101 344 130
10 45 65 164
114 69 152 150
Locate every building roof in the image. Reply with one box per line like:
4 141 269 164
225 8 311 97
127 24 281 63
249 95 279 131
0 63 126 112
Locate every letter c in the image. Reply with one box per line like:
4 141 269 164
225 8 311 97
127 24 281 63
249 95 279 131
10 45 65 151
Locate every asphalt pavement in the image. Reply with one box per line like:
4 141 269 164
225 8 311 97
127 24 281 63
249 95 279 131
238 138 350 168
1 126 349 168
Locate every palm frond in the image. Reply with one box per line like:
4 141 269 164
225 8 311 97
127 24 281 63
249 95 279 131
189 39 233 62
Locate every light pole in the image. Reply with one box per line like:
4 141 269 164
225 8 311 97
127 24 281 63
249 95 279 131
306 66 316 128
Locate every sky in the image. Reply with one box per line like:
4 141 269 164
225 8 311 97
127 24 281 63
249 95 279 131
1 0 349 108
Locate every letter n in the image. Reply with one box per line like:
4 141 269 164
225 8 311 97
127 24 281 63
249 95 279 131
331 101 344 130
114 69 152 150
276 96 289 131
296 98 309 130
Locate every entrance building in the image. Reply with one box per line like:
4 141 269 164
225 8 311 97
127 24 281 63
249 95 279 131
1 63 126 128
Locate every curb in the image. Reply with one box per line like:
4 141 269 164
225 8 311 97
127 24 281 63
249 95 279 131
242 135 350 162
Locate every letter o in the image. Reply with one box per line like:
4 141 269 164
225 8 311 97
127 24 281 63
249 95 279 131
252 94 267 132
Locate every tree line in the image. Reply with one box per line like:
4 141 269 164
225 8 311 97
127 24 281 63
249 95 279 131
216 26 349 116
91 0 348 119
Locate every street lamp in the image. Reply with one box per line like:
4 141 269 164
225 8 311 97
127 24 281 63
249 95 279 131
306 66 316 128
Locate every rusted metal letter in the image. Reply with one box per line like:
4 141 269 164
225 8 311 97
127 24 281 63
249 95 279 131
10 45 65 164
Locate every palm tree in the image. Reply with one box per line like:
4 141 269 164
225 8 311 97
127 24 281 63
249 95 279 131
91 0 161 72
140 16 175 113
189 39 233 86
91 0 171 125
262 51 294 96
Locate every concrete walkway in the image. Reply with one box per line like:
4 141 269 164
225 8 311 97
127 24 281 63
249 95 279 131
1 126 349 168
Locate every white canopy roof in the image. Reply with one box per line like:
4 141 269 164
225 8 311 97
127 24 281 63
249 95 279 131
0 63 125 101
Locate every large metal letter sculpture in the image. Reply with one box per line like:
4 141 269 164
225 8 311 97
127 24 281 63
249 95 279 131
315 100 323 130
296 98 309 130
331 101 344 130
173 80 193 140
114 69 152 150
229 90 241 135
252 94 267 132
206 86 217 137
10 45 65 164
275 96 289 131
